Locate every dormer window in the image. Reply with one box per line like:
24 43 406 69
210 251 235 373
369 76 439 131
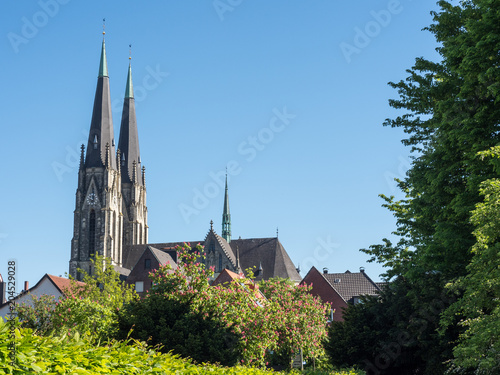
93 135 98 149
121 152 126 166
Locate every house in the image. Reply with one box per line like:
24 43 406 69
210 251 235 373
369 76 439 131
0 274 85 319
212 268 267 307
125 246 177 297
300 266 381 321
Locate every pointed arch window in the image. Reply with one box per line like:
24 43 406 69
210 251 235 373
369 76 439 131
89 210 96 257
218 253 222 272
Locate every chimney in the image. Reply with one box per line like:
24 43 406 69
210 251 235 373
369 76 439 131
323 267 328 274
0 274 5 305
360 267 365 273
24 281 29 291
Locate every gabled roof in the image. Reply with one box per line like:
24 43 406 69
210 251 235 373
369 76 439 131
213 232 236 267
322 270 380 303
0 274 85 309
230 237 301 282
122 241 198 270
122 236 301 282
46 274 86 295
148 246 177 270
212 269 267 307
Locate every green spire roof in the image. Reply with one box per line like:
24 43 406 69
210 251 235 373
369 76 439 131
98 39 108 77
125 62 134 98
222 173 231 243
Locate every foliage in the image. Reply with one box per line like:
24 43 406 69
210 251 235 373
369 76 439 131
13 255 137 342
441 146 500 373
338 0 500 373
12 294 56 335
121 244 329 369
0 318 275 374
259 278 329 367
118 292 241 366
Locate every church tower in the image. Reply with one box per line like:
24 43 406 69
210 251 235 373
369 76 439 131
118 55 148 247
221 173 231 243
70 36 123 280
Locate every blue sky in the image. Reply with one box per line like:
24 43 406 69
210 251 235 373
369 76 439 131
0 1 441 289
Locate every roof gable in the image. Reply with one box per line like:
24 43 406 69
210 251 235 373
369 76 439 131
323 270 380 302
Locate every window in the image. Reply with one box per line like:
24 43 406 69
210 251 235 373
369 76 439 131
88 210 96 257
144 259 151 270
218 253 222 272
135 281 144 293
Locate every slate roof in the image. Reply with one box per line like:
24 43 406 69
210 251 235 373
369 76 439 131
148 246 177 270
122 241 198 270
85 40 116 169
229 237 301 282
122 237 301 282
118 62 142 185
322 270 380 303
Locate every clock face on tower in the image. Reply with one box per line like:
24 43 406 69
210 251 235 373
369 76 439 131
86 192 97 206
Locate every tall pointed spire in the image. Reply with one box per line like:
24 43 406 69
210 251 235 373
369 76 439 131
222 172 231 243
99 39 108 77
84 29 116 169
118 49 142 185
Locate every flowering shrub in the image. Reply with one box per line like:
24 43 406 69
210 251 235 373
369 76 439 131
13 294 57 335
135 243 329 368
259 278 329 367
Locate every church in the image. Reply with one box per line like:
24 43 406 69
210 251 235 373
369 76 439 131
69 36 301 289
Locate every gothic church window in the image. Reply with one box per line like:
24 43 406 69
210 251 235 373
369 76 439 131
144 259 151 270
218 253 222 272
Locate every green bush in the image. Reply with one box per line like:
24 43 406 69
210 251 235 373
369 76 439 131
0 318 361 374
118 293 241 366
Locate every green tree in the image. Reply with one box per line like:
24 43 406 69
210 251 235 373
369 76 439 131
442 146 500 373
353 1 500 373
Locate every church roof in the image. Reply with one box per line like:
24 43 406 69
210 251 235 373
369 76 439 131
122 236 301 282
230 237 302 282
85 39 116 169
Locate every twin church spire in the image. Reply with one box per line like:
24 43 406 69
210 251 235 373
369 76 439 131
70 35 147 280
